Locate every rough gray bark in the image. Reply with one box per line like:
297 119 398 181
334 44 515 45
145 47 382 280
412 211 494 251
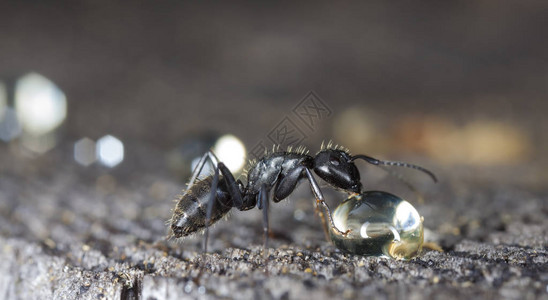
0 146 546 299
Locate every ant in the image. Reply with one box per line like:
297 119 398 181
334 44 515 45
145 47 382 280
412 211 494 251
168 143 437 254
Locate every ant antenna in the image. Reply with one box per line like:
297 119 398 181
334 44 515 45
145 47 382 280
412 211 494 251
351 154 438 183
376 165 425 203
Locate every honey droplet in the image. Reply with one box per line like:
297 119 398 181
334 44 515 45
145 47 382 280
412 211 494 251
329 191 424 260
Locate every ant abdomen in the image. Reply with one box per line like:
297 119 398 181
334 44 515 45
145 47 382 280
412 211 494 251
170 176 233 238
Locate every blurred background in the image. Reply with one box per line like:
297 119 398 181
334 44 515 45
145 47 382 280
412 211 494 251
0 1 547 251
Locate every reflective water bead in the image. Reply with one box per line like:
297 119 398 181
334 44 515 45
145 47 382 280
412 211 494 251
329 191 424 260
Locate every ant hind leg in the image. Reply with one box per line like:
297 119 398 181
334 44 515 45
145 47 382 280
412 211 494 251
217 163 243 208
186 150 220 195
188 151 242 253
203 162 220 253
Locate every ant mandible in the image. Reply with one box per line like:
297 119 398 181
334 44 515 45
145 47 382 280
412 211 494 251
168 142 437 253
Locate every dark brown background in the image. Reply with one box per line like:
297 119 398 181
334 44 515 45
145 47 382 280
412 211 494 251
1 1 547 147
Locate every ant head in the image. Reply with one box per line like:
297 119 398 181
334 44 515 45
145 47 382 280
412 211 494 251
313 149 362 193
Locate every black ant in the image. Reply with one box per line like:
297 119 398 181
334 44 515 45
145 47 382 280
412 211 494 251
168 143 436 253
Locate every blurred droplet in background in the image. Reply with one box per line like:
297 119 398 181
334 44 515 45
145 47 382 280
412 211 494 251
74 137 96 166
15 73 67 136
96 135 124 168
167 133 219 181
212 134 246 173
167 133 247 182
392 116 532 165
12 73 67 154
332 106 387 155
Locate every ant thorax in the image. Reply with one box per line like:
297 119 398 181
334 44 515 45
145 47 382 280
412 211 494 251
244 151 312 193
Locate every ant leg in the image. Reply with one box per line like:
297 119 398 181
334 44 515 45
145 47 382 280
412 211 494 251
272 165 334 240
182 150 220 252
272 165 306 202
203 162 220 253
257 184 269 257
203 162 245 253
186 150 220 195
304 169 349 241
217 163 243 208
190 151 243 252
169 150 220 244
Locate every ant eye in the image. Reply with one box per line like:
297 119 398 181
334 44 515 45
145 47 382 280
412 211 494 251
329 157 340 166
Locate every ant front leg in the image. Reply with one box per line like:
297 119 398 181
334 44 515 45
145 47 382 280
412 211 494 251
272 166 349 242
304 169 351 242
